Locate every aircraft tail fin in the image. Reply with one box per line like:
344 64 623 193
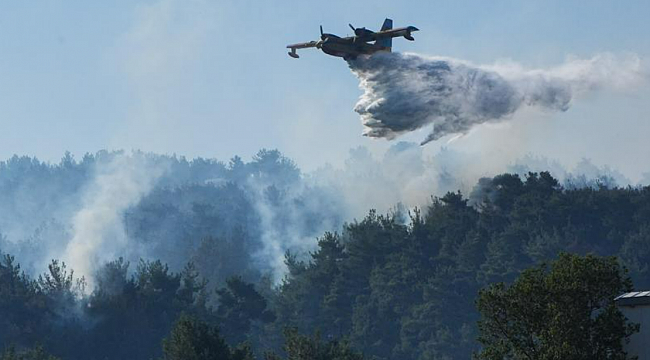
377 18 393 50
380 18 393 31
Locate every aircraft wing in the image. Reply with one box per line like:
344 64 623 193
374 26 419 39
286 40 319 58
286 41 318 49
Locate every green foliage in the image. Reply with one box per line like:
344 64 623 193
83 259 214 360
38 260 86 302
216 276 276 344
0 255 45 347
271 172 650 360
162 314 254 360
2 171 650 360
0 346 59 360
265 328 364 360
476 253 638 360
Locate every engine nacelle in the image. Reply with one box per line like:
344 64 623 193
404 33 415 41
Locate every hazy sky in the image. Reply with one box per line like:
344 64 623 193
1 0 649 179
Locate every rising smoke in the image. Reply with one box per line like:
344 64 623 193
58 153 168 286
0 146 647 288
349 52 644 145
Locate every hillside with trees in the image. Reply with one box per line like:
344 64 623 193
1 151 649 359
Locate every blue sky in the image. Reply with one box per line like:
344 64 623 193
0 0 649 178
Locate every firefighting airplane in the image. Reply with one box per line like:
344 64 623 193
286 18 419 61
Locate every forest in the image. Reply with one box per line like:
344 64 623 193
1 149 649 359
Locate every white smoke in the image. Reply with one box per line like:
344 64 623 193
245 172 341 284
1 146 645 286
349 52 645 145
59 153 168 287
310 144 436 217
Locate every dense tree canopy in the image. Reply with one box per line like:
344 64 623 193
162 314 254 360
476 253 638 360
0 346 59 360
265 329 365 360
216 276 276 345
269 172 650 360
1 169 649 359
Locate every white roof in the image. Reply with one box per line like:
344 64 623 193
615 291 650 306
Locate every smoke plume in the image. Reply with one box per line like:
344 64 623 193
58 153 168 286
349 52 644 145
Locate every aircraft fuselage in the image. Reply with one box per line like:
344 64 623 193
318 35 389 60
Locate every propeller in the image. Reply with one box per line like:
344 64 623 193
349 24 366 36
348 24 373 42
317 25 327 46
